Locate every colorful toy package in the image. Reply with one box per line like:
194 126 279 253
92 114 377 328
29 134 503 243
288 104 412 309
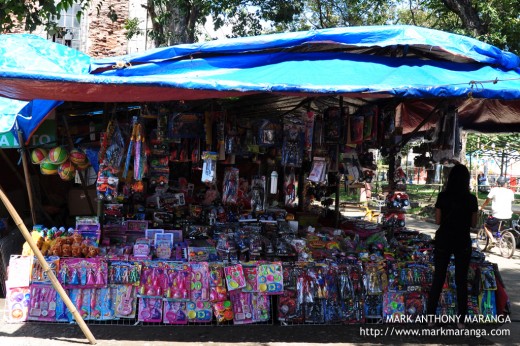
114 285 137 318
27 284 57 322
138 297 163 322
4 285 30 323
257 262 284 295
209 263 227 302
213 300 234 323
187 301 212 323
58 258 108 288
31 256 59 285
164 262 190 300
163 300 188 324
383 291 405 320
229 290 253 324
190 262 210 301
224 263 246 291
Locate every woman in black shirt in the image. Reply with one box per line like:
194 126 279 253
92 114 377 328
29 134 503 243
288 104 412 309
426 164 478 328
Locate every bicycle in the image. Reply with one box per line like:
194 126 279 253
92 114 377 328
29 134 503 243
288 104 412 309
473 210 518 258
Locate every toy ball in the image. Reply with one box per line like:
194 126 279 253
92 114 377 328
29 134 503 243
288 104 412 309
40 160 59 175
30 148 48 164
69 149 87 165
48 146 69 165
58 161 76 181
75 160 90 170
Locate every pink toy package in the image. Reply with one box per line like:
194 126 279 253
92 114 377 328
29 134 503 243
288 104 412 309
114 285 137 318
242 262 259 292
27 284 57 322
190 262 210 302
58 258 107 289
4 285 30 323
138 297 163 322
224 263 246 291
164 263 190 300
163 300 188 324
229 290 253 324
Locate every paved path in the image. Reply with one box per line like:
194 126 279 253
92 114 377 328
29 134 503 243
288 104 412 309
0 216 519 345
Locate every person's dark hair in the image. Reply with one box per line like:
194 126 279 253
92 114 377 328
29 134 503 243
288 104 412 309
445 164 471 195
497 176 506 186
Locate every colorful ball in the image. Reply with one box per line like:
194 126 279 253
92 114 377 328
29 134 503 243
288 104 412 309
40 160 59 175
58 161 76 181
48 146 69 165
30 148 48 164
69 149 87 165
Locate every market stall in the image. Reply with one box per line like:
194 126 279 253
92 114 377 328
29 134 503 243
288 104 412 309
0 25 516 330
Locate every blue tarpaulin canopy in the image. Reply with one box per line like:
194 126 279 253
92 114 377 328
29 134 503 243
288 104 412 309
1 25 520 140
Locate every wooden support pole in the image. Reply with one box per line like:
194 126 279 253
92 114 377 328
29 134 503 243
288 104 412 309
16 128 37 226
0 187 97 345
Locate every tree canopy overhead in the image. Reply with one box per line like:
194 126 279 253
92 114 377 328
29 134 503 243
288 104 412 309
1 0 519 53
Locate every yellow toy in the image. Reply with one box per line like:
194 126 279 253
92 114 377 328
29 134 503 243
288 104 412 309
22 231 44 256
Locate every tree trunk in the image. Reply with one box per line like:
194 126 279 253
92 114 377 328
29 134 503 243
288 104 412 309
441 0 488 36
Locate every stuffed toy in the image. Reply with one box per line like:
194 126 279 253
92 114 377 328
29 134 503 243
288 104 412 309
22 231 43 256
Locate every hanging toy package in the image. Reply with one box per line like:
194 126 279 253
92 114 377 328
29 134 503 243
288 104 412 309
222 167 239 205
284 169 298 208
201 151 218 184
281 116 304 167
250 176 266 212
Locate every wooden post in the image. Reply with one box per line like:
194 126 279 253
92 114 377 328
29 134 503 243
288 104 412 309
16 128 37 226
0 187 97 345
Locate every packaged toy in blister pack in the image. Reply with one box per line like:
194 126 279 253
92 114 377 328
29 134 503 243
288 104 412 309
341 296 365 324
242 262 258 293
323 106 343 144
257 262 284 295
164 262 190 300
138 297 163 322
31 255 59 284
338 264 364 300
363 262 387 295
404 291 426 319
277 289 303 323
149 155 170 189
108 261 141 285
252 293 271 322
364 294 383 319
4 285 30 323
114 284 137 318
284 169 298 208
201 151 217 184
383 291 405 320
481 265 497 290
229 290 253 324
436 289 456 317
385 191 410 209
190 262 210 302
163 300 188 324
467 294 480 316
222 167 239 205
323 299 343 323
213 300 234 323
250 175 266 212
96 166 119 202
305 299 325 324
281 117 304 168
479 290 497 318
209 263 227 302
58 258 108 289
224 263 246 291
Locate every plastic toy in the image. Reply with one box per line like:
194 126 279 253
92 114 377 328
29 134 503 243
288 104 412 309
30 148 48 165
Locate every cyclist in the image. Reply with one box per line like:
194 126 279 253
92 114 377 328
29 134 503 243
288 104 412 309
480 176 514 248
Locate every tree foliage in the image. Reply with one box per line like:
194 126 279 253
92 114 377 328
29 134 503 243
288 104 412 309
0 0 519 53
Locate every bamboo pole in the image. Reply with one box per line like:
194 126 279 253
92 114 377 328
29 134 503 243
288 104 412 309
16 128 37 226
0 187 97 345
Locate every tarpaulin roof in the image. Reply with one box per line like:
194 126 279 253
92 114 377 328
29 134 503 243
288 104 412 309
0 97 62 143
1 25 520 139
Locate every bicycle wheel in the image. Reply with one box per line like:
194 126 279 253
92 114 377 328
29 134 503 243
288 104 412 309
475 228 489 251
499 231 516 258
